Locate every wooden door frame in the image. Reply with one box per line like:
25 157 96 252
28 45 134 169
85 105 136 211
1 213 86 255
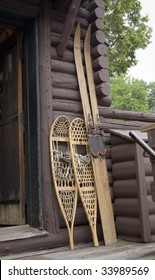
23 20 43 229
0 16 42 228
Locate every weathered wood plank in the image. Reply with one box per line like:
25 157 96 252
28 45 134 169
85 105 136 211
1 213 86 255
0 225 48 242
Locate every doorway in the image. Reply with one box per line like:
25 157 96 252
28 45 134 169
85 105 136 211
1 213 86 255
0 26 25 225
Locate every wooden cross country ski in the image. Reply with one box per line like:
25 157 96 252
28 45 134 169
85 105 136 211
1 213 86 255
74 24 117 245
69 118 99 247
50 116 78 249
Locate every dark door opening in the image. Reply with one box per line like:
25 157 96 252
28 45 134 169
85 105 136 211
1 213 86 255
0 26 25 225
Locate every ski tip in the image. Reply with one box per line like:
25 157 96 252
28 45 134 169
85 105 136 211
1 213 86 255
75 23 80 33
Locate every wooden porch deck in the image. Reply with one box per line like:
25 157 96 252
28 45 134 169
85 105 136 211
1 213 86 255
1 240 155 260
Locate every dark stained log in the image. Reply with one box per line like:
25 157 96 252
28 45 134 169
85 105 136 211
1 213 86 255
51 59 76 74
106 159 112 171
51 46 74 62
88 0 104 11
51 7 89 21
0 0 40 16
54 111 83 120
149 215 155 234
113 180 138 198
110 134 129 146
98 95 112 107
53 88 81 101
81 0 89 8
53 99 82 113
113 161 136 180
78 7 89 18
99 107 155 122
111 144 135 163
51 73 78 90
146 177 154 195
91 30 105 46
116 217 141 237
56 0 81 58
100 120 150 130
59 205 88 228
94 69 109 84
51 20 64 34
144 157 153 176
53 0 71 11
147 195 155 214
114 198 140 218
92 56 109 71
150 181 155 201
76 16 89 27
91 44 108 57
91 19 104 33
88 7 104 22
96 82 110 97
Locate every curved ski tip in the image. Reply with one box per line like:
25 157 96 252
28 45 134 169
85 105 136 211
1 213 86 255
76 23 80 33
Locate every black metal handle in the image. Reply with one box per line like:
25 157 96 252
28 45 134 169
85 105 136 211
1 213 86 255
129 130 155 159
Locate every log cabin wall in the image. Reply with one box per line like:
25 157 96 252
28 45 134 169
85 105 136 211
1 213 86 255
51 0 111 241
39 0 113 243
39 0 155 245
110 131 155 242
51 0 111 121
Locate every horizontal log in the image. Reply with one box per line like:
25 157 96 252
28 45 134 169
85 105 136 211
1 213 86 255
113 179 138 198
94 69 109 84
51 59 76 74
54 111 83 120
51 19 86 38
51 46 74 62
98 95 112 107
51 33 73 49
91 19 104 33
144 157 153 176
101 118 151 129
51 72 78 90
116 217 141 237
149 215 155 233
114 198 140 218
51 9 88 26
52 87 81 101
53 99 81 112
59 204 88 228
96 82 110 97
87 0 104 11
91 30 105 46
81 0 89 8
88 7 104 23
111 144 135 163
91 44 108 58
99 107 155 122
113 161 137 180
92 56 109 71
78 7 89 18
